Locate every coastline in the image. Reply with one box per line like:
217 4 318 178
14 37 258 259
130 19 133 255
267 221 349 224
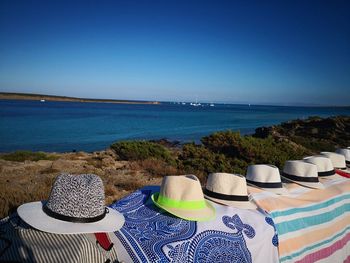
0 92 160 105
0 115 349 218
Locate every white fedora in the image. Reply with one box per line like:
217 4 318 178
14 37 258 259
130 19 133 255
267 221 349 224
246 164 288 194
281 160 324 189
151 175 216 222
17 174 125 234
320 152 350 173
204 173 257 209
303 156 342 179
335 148 350 170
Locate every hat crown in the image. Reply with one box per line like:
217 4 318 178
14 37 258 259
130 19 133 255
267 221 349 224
206 173 248 196
246 164 281 183
303 156 334 172
335 148 350 161
320 152 346 168
160 175 204 201
283 160 318 178
46 174 105 219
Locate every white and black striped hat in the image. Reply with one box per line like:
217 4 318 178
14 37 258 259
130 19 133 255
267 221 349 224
246 164 288 194
281 160 325 189
335 148 350 169
321 151 350 173
17 173 125 234
204 173 257 209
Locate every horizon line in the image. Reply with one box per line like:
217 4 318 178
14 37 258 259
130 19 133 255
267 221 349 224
0 91 349 108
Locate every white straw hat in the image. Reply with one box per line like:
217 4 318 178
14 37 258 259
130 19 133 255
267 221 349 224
246 164 288 194
17 174 125 234
204 173 257 209
303 156 341 179
151 175 216 222
281 161 324 189
320 152 350 173
335 148 350 169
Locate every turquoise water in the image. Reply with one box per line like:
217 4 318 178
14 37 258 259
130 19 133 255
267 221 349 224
0 99 349 152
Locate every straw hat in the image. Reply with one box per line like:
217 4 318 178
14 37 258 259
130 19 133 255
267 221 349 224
335 148 350 169
246 164 288 194
204 173 257 209
303 156 342 179
281 160 324 189
17 174 125 234
320 152 350 173
151 175 216 222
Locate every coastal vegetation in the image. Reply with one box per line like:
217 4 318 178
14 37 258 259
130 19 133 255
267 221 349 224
0 151 58 162
0 115 349 218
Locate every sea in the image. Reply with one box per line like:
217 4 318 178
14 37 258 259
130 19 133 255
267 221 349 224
0 99 349 153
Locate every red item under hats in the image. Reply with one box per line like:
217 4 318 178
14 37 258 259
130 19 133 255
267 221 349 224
336 169 350 178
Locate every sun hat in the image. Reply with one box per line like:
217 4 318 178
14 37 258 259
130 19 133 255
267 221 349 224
17 174 125 234
281 160 324 189
320 152 350 172
246 165 288 194
204 173 257 209
335 148 350 169
303 156 342 179
151 175 216 221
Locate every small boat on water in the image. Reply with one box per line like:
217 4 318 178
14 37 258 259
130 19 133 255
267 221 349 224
210 103 214 107
40 99 45 102
190 99 201 107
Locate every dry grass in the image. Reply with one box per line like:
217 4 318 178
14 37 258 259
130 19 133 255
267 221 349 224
0 152 163 218
129 158 181 177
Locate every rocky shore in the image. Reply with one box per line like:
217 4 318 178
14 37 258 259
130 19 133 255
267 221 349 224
0 115 349 218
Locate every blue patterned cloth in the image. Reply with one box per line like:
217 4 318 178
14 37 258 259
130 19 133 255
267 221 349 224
110 186 279 263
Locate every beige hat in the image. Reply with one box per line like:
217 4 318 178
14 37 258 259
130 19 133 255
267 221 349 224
320 152 350 172
282 160 324 189
303 156 342 179
151 175 216 222
204 173 257 209
246 164 288 194
335 148 350 169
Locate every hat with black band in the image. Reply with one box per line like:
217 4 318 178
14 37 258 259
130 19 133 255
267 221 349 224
303 156 343 180
204 173 257 209
246 164 288 195
17 173 125 234
321 152 349 172
335 149 350 171
281 160 324 189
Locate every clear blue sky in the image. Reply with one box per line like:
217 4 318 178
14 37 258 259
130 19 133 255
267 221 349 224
0 0 349 105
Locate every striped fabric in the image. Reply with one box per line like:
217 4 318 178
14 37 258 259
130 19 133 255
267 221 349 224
0 213 120 263
249 177 350 263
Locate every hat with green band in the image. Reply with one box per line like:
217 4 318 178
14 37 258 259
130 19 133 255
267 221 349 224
151 175 216 221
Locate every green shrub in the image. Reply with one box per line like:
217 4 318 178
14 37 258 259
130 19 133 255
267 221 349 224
111 140 175 164
0 151 58 162
178 131 310 179
178 143 246 180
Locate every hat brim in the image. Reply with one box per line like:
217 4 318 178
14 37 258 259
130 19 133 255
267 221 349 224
281 176 325 189
246 182 288 195
151 193 216 222
204 194 257 209
319 173 345 180
17 201 125 234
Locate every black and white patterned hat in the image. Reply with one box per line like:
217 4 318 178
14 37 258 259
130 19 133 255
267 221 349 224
17 174 125 234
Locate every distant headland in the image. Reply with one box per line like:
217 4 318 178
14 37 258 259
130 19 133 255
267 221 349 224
0 92 160 105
